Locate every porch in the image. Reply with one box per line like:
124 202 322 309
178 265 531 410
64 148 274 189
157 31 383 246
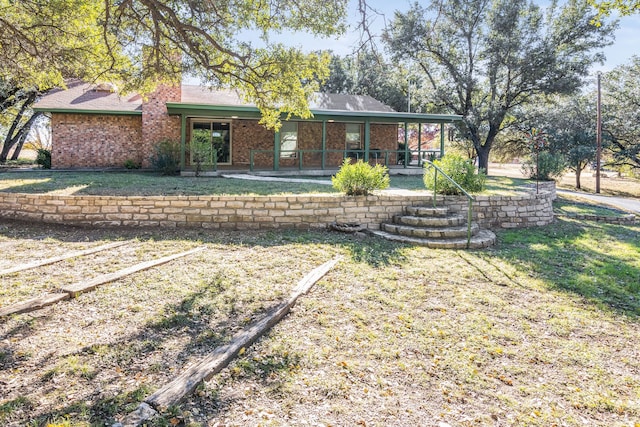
166 97 462 175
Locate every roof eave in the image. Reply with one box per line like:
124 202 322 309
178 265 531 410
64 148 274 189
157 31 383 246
33 107 142 115
166 102 462 123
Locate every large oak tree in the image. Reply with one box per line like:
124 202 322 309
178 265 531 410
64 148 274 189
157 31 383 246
384 0 615 173
1 0 348 128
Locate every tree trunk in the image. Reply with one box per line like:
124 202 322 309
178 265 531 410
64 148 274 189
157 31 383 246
476 145 491 174
575 166 581 189
0 92 37 163
9 132 28 161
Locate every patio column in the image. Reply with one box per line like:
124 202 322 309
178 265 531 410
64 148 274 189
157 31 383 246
418 123 422 166
180 114 187 170
274 130 280 171
364 119 371 162
404 121 409 168
440 123 445 157
322 120 327 170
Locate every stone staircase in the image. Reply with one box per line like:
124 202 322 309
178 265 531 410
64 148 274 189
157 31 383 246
370 206 496 249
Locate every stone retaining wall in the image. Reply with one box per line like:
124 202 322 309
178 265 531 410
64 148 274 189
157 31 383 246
0 187 556 231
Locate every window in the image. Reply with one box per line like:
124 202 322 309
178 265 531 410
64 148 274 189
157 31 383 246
346 123 361 150
280 121 298 158
189 120 231 165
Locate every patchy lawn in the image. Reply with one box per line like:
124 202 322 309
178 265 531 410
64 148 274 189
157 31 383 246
0 217 638 426
0 170 535 197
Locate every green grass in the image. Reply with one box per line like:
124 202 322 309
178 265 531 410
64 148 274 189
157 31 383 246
0 170 534 196
554 195 633 217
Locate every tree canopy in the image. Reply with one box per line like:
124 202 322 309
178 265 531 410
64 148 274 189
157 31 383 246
384 0 615 172
0 0 348 128
602 56 640 170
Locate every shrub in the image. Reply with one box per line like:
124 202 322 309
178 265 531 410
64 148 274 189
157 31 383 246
521 151 565 181
150 139 180 175
332 158 390 196
190 138 213 176
423 154 486 195
123 158 141 169
35 149 51 169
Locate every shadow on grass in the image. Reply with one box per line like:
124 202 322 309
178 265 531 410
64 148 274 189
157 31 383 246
0 170 336 196
493 217 640 318
0 223 409 424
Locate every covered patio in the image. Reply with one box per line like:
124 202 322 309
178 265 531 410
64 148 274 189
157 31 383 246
166 90 462 174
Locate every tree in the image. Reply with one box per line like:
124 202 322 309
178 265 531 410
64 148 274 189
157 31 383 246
1 0 348 129
543 96 598 189
588 0 640 17
602 57 640 171
0 82 44 163
320 51 410 112
384 0 615 173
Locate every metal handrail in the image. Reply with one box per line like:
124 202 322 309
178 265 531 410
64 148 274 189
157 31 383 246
423 160 475 248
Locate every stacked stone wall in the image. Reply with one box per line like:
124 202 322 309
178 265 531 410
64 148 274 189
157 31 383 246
0 189 556 230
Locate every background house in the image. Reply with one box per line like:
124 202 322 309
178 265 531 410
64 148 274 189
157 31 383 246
34 81 461 172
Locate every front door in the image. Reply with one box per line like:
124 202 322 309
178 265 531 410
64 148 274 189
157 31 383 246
190 120 231 165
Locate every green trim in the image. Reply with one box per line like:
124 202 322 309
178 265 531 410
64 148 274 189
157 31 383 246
440 123 446 156
364 119 371 162
34 107 141 116
180 114 187 170
166 102 462 124
321 121 327 170
274 130 280 171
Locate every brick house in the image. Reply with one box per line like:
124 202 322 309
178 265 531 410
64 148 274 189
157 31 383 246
34 80 461 172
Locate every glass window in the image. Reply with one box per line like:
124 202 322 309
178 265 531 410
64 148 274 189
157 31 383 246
280 122 298 158
346 123 361 150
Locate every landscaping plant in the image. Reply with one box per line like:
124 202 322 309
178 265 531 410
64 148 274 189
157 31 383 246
35 149 51 169
423 154 486 195
150 139 180 175
332 158 390 196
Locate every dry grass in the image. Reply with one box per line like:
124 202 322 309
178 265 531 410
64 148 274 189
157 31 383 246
489 162 640 198
0 216 638 426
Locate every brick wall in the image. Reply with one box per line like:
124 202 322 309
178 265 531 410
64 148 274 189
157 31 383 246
0 188 557 230
51 114 143 168
229 121 399 170
141 84 181 168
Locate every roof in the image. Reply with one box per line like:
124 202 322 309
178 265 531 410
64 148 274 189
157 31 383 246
34 82 462 123
181 86 396 113
33 80 143 114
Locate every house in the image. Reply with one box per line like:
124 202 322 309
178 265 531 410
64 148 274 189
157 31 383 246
34 80 461 172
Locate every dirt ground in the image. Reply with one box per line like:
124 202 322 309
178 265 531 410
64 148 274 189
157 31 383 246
488 162 640 197
1 217 639 426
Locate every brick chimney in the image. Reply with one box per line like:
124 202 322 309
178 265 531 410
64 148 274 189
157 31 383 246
140 49 182 167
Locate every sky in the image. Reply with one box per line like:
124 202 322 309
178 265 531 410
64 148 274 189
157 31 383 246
262 0 640 74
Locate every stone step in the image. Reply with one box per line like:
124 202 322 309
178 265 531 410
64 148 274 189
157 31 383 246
370 229 497 249
405 206 449 217
381 222 480 239
394 214 466 227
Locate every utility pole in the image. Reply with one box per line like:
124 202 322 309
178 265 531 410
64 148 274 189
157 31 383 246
596 72 602 194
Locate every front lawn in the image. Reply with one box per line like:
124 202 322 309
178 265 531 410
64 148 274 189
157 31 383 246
0 217 638 426
0 170 534 197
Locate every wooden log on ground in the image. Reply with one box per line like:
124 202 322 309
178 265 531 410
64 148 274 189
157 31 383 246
0 293 70 317
0 241 128 276
136 257 340 420
62 246 206 297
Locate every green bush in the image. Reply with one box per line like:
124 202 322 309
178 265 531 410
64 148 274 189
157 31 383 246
123 158 141 169
332 158 390 196
423 154 486 195
521 151 565 181
150 139 180 175
36 149 51 169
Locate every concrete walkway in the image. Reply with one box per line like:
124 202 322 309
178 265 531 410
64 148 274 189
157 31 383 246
556 189 640 215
